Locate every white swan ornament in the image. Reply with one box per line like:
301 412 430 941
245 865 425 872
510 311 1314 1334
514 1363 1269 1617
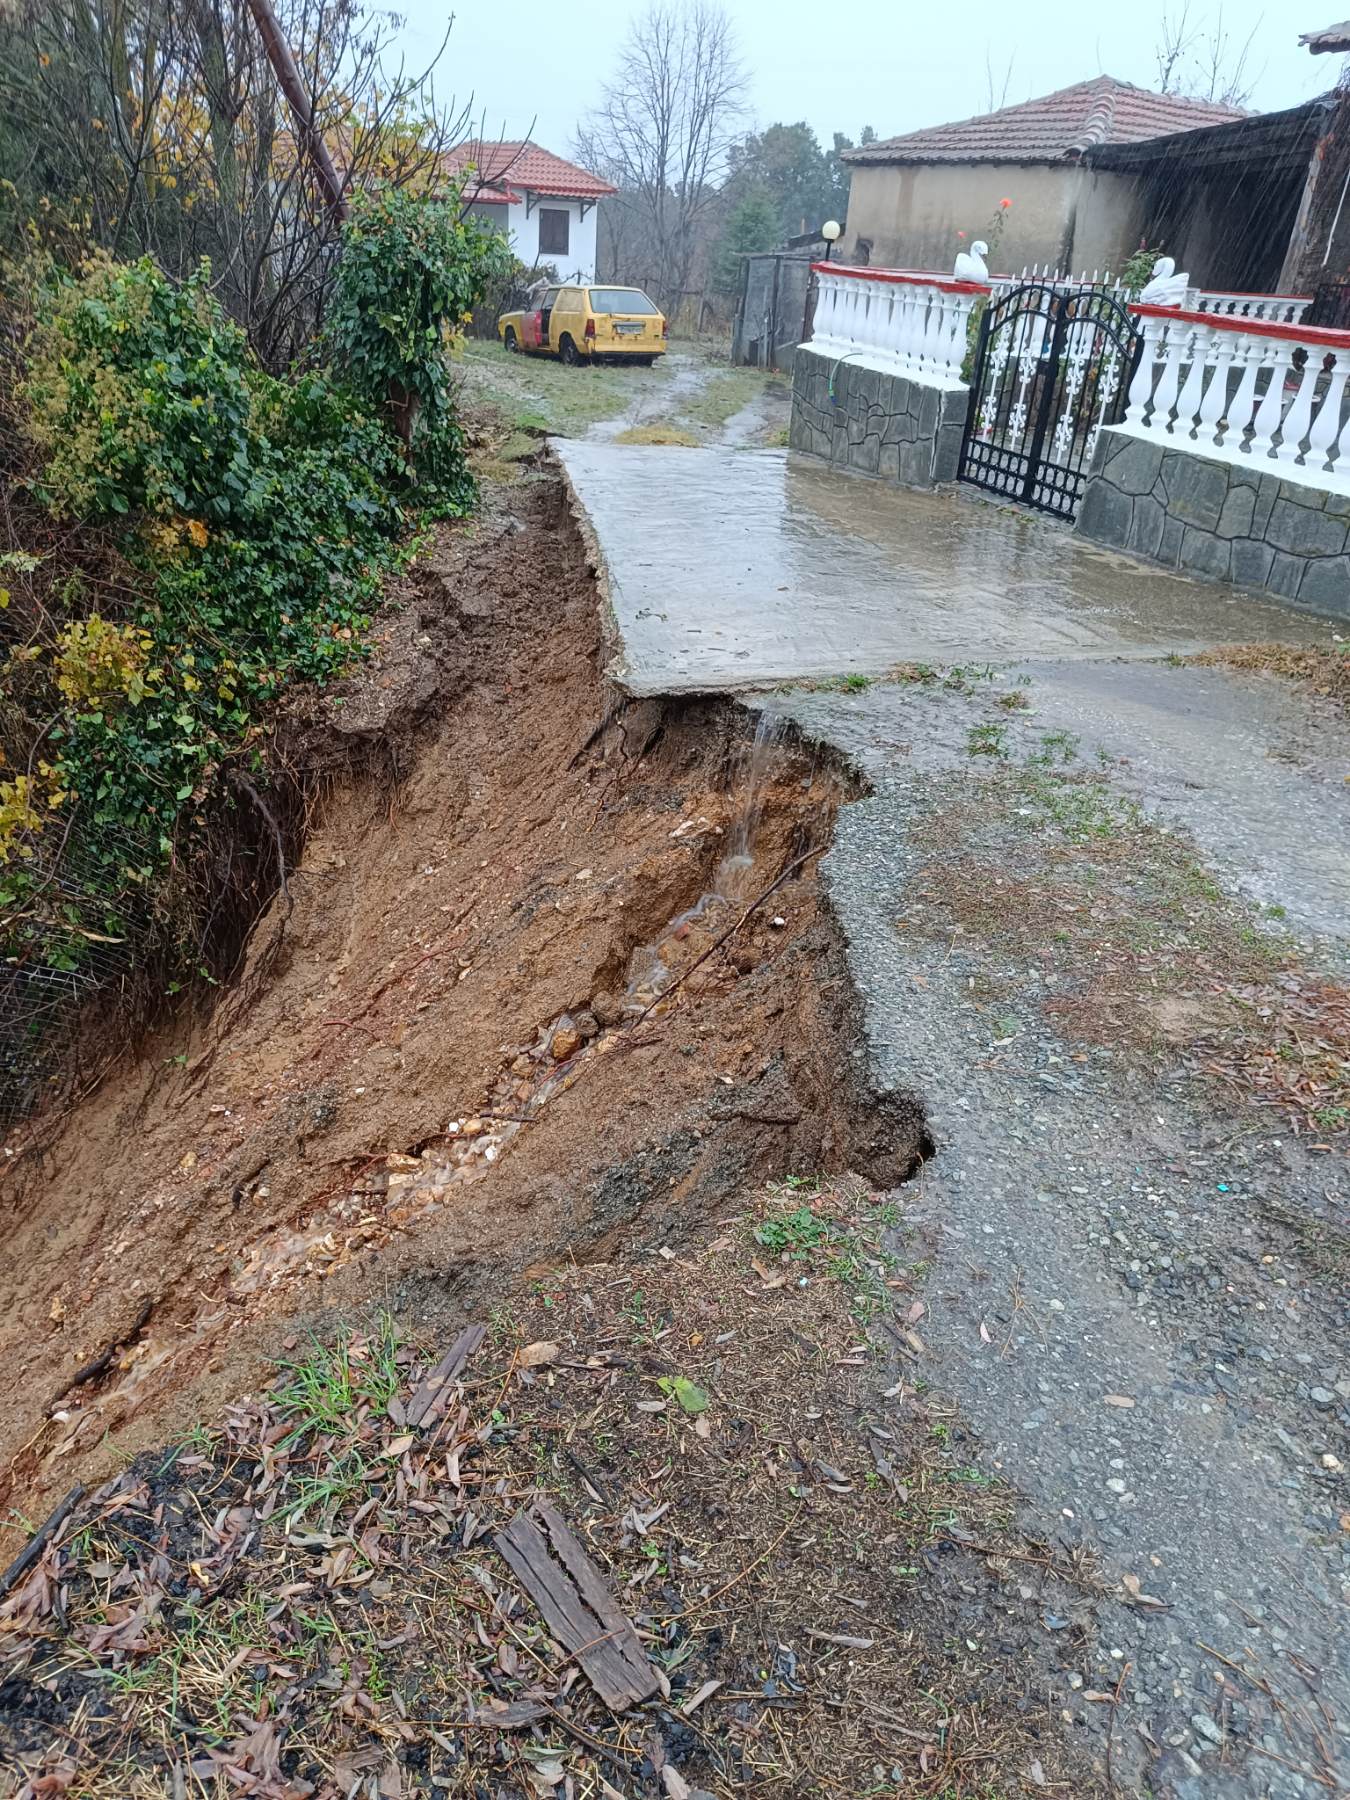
1139 255 1189 306
954 239 990 281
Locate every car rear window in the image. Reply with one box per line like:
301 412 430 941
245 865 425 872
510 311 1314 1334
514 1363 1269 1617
588 288 659 315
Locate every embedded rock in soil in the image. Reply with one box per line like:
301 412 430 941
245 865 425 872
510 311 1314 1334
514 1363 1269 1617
590 990 623 1027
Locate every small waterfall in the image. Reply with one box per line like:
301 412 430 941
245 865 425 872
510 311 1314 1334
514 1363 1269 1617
715 708 786 899
620 707 789 1014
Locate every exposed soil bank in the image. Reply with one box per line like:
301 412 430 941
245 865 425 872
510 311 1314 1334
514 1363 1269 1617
0 472 925 1535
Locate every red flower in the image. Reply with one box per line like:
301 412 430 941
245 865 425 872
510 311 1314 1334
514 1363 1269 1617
999 197 1012 208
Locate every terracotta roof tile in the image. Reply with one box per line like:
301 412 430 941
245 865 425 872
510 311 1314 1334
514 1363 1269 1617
844 77 1246 166
444 139 617 201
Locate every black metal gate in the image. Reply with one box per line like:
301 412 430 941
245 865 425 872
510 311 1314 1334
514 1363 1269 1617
959 282 1139 519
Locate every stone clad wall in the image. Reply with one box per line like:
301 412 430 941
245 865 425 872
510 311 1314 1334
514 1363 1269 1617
789 345 968 489
1076 427 1350 621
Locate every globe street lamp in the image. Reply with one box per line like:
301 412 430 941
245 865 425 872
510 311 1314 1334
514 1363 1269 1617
821 219 842 263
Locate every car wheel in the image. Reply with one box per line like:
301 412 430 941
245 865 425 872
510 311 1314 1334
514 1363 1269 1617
503 327 518 352
559 335 580 366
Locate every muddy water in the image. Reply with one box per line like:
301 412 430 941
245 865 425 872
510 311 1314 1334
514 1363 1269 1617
557 442 1341 694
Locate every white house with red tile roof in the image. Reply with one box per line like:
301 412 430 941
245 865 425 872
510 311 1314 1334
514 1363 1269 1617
443 140 617 283
839 77 1245 277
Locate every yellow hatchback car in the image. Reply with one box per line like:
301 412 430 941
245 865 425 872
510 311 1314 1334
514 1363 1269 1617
498 284 667 365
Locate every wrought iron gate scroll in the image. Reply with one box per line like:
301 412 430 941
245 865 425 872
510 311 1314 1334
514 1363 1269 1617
959 283 1139 519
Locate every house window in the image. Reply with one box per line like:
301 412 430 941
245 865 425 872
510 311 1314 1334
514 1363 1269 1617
538 207 570 256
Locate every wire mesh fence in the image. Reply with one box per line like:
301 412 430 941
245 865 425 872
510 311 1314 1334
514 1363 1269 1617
1 817 155 1131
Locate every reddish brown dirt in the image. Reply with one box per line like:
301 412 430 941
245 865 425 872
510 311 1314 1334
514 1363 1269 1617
0 472 925 1546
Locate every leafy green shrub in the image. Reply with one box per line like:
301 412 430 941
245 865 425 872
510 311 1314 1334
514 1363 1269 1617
25 256 253 521
8 256 412 977
326 184 513 511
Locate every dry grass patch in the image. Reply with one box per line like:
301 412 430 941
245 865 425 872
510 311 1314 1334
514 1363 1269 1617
612 424 700 448
1192 642 1350 712
904 767 1349 1142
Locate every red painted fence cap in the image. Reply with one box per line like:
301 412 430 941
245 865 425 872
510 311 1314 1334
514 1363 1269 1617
1130 301 1350 351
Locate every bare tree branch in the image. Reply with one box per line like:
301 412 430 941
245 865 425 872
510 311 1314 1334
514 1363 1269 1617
576 0 747 314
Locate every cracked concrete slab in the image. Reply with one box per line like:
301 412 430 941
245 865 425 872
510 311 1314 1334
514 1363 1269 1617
553 444 1343 695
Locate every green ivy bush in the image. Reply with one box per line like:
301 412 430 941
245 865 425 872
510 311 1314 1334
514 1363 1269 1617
6 262 408 972
8 186 508 994
26 257 255 522
326 183 513 512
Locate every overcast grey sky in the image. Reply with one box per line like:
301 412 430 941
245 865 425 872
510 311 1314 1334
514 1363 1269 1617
394 2 1329 158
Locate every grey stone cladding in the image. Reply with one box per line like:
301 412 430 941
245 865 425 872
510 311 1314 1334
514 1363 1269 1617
1076 427 1350 622
789 344 967 489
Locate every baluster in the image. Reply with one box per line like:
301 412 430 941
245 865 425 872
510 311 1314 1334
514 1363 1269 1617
1274 349 1322 470
850 279 869 348
928 292 952 379
847 279 866 348
1248 342 1294 464
1220 332 1263 452
916 288 941 373
858 285 877 357
1151 320 1189 433
1174 324 1213 437
829 277 849 347
812 274 836 346
879 288 904 366
818 275 841 348
947 292 977 381
1197 328 1237 448
893 287 916 368
1304 351 1350 482
1124 315 1164 427
895 285 921 372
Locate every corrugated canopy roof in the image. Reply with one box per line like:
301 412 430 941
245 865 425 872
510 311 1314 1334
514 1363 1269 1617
1301 20 1350 51
444 140 617 202
843 77 1246 167
1084 95 1331 175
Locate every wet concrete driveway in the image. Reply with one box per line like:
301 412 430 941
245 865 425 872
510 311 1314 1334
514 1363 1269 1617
555 444 1341 694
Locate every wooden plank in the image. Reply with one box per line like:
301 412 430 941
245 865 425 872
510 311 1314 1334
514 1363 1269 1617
495 1499 658 1711
401 1323 487 1428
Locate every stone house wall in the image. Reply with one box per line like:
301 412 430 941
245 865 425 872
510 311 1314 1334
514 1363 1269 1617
1075 428 1350 621
789 345 968 488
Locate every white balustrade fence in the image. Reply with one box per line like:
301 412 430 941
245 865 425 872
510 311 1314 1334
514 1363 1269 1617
1123 305 1350 492
1185 289 1312 326
809 265 989 390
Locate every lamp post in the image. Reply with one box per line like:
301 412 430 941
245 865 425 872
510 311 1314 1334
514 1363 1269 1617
822 219 841 263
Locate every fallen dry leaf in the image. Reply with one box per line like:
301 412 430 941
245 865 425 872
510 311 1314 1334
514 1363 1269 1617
518 1341 560 1369
681 1677 723 1715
